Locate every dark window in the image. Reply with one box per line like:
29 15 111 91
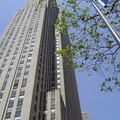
1 63 5 67
20 60 24 64
0 69 3 73
36 83 39 93
14 51 17 55
11 91 16 98
6 74 10 78
5 112 11 119
28 53 32 57
13 81 19 89
8 68 12 71
8 100 14 108
16 73 21 77
19 91 25 96
24 71 29 75
33 115 36 120
26 65 30 68
1 81 7 90
21 78 27 87
51 99 55 109
18 67 22 70
0 92 3 99
10 62 14 65
17 99 23 106
43 114 47 120
51 112 55 119
15 111 21 117
27 59 31 62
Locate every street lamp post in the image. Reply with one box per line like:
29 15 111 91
91 0 120 47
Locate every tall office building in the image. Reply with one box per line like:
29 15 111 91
0 0 82 120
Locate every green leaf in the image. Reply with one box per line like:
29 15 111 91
93 67 97 71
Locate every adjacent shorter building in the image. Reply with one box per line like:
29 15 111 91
82 112 90 120
0 0 82 120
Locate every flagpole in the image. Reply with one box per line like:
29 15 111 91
91 0 120 47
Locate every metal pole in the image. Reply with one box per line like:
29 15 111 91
91 0 120 47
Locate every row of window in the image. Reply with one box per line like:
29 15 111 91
0 25 28 95
32 8 46 120
4 10 40 117
5 90 25 119
2 4 41 119
55 32 61 89
0 9 24 56
0 26 21 73
51 91 55 120
1 4 31 60
0 11 19 50
0 36 24 102
0 5 36 75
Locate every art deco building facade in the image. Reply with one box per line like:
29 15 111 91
0 0 82 120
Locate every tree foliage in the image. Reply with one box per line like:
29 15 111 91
54 0 120 91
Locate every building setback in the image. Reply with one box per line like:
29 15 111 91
0 0 82 120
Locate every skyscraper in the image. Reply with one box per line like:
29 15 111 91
0 0 82 120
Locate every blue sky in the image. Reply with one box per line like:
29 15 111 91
0 0 120 120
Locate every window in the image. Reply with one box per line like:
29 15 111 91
28 53 32 57
21 78 27 87
30 44 34 47
17 43 20 46
11 91 16 98
16 47 19 50
6 74 10 78
26 64 30 68
14 117 20 120
18 67 22 70
19 91 25 96
0 92 3 99
29 49 33 52
27 59 31 62
17 99 23 106
57 74 60 78
1 81 7 90
57 65 60 68
24 71 29 75
0 69 3 74
25 41 29 45
8 100 14 108
5 112 11 119
51 91 55 100
33 115 36 120
51 112 55 119
57 70 60 73
10 45 13 48
10 62 14 65
15 107 21 117
4 59 7 62
20 60 24 64
1 63 5 67
57 82 60 86
16 73 21 77
51 99 55 109
23 50 27 53
14 51 17 55
15 77 20 81
12 56 15 60
22 55 25 59
13 81 19 89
